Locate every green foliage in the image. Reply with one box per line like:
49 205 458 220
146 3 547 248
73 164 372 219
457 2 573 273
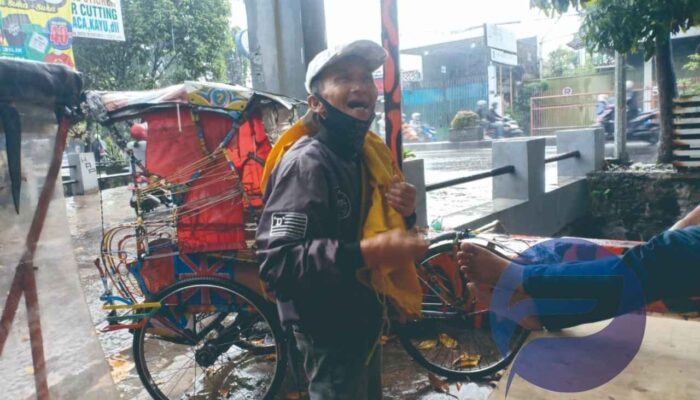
589 52 615 67
683 53 700 72
450 111 480 130
103 136 125 164
680 54 700 96
678 79 700 96
513 80 550 135
590 187 612 213
530 0 586 16
531 0 700 59
543 47 580 78
68 121 88 140
403 149 416 160
678 54 700 96
73 0 234 90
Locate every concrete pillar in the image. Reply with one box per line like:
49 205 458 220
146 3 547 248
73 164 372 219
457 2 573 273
245 0 327 100
67 152 98 195
614 51 629 162
403 158 427 228
556 128 605 183
300 0 327 68
492 137 545 201
1 103 118 400
643 58 654 112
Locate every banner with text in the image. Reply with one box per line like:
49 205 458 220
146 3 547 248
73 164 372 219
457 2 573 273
71 0 124 41
0 0 75 68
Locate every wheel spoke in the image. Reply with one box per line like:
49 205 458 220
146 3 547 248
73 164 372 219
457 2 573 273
132 278 285 399
399 244 529 378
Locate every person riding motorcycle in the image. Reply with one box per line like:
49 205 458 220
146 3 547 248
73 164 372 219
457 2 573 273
488 102 503 123
596 94 609 115
409 112 436 141
476 100 505 139
626 80 640 120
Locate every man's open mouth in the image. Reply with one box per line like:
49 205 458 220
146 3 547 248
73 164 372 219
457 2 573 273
348 100 370 110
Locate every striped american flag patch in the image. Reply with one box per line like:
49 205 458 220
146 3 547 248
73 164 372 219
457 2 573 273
270 212 308 239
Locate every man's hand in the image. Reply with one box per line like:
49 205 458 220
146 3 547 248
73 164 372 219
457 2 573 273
386 175 416 217
360 229 428 268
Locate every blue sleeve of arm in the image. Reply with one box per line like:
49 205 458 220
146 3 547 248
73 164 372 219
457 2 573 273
520 226 700 329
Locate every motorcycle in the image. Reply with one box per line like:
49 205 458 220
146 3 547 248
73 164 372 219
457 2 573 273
596 98 660 144
405 121 438 142
484 115 525 139
418 125 438 141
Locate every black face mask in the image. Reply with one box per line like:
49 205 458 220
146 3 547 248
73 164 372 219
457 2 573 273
315 95 375 154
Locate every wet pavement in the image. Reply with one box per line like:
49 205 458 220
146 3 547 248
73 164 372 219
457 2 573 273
66 140 659 399
67 187 494 399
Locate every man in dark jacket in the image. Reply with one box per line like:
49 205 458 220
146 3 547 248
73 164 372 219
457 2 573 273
256 40 428 399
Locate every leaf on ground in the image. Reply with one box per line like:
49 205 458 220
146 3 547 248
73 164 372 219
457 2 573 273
428 372 450 393
108 355 135 383
439 333 457 349
250 338 266 347
417 339 437 350
286 391 307 400
380 335 396 345
263 354 277 362
452 353 481 368
681 312 700 319
24 366 34 375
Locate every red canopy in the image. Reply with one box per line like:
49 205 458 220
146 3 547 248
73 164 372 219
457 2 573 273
144 107 271 253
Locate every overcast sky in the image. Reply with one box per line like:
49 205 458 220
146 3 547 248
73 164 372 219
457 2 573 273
229 0 582 65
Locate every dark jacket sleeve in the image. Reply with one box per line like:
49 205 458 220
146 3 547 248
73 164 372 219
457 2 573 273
256 157 364 301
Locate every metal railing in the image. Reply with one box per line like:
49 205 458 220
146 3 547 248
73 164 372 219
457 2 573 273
545 150 580 164
426 165 515 192
425 150 580 193
96 161 129 168
98 172 132 181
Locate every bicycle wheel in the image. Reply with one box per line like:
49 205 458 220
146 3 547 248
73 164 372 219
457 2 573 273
132 277 286 400
398 241 529 380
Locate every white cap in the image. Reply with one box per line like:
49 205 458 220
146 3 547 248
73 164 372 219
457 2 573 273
305 40 387 94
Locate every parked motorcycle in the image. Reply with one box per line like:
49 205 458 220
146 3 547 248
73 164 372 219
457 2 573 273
596 98 660 144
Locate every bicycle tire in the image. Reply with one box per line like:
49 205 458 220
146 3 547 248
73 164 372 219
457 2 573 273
398 241 529 380
132 277 287 400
